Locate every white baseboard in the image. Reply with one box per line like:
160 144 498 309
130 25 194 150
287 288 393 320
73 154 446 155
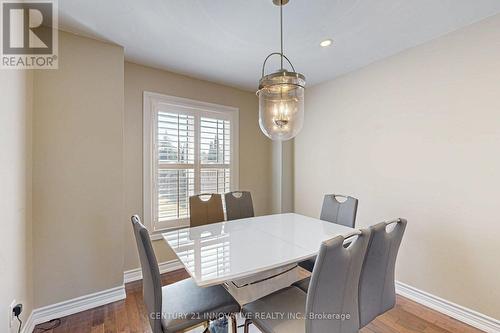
20 311 34 333
123 259 184 284
396 281 500 333
23 285 126 333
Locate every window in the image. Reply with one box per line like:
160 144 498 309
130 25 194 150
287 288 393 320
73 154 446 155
143 92 239 232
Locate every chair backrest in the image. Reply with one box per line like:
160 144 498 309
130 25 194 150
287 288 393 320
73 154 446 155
224 191 255 221
131 215 163 333
320 194 358 228
358 219 407 328
305 229 370 333
189 193 224 227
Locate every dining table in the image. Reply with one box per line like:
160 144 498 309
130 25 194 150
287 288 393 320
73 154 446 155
162 212 359 305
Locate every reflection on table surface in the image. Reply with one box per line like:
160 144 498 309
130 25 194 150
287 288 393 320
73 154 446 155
163 213 357 286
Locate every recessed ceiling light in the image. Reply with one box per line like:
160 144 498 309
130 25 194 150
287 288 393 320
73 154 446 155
320 39 333 47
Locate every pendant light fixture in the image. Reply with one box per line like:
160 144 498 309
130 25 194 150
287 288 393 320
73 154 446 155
257 0 305 141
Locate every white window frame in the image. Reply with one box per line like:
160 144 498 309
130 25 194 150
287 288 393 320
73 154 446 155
143 91 239 235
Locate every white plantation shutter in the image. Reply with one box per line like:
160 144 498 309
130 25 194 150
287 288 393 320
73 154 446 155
200 117 231 194
155 112 195 225
144 92 239 232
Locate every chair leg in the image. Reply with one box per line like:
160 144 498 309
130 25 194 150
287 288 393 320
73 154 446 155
230 313 237 333
202 321 210 333
243 319 252 333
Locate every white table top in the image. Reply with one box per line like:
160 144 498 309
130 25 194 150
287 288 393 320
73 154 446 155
162 213 358 287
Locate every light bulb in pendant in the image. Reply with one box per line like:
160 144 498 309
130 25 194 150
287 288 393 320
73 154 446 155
273 102 289 128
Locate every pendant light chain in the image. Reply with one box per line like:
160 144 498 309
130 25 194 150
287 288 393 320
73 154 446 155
280 0 284 70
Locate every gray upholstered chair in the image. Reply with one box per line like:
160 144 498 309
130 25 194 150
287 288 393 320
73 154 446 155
224 191 255 221
299 194 359 272
295 219 407 330
320 194 358 228
358 218 407 328
131 215 239 333
189 193 225 227
242 229 371 333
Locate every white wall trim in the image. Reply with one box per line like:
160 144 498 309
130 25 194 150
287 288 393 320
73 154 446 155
123 259 184 284
24 285 126 333
20 311 34 333
396 281 500 333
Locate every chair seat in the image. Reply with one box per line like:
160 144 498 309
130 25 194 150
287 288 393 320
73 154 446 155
242 287 306 333
161 278 239 333
293 277 310 293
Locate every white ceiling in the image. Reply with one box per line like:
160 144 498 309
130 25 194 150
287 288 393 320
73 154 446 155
59 0 500 91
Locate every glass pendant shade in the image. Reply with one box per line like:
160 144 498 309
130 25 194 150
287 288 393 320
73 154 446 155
257 0 306 141
258 70 305 141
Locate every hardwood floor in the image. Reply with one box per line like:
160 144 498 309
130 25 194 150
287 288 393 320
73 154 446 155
33 269 483 333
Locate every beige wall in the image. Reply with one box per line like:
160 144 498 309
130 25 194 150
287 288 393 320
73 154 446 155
32 31 125 307
0 70 33 332
123 62 271 270
295 14 500 319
